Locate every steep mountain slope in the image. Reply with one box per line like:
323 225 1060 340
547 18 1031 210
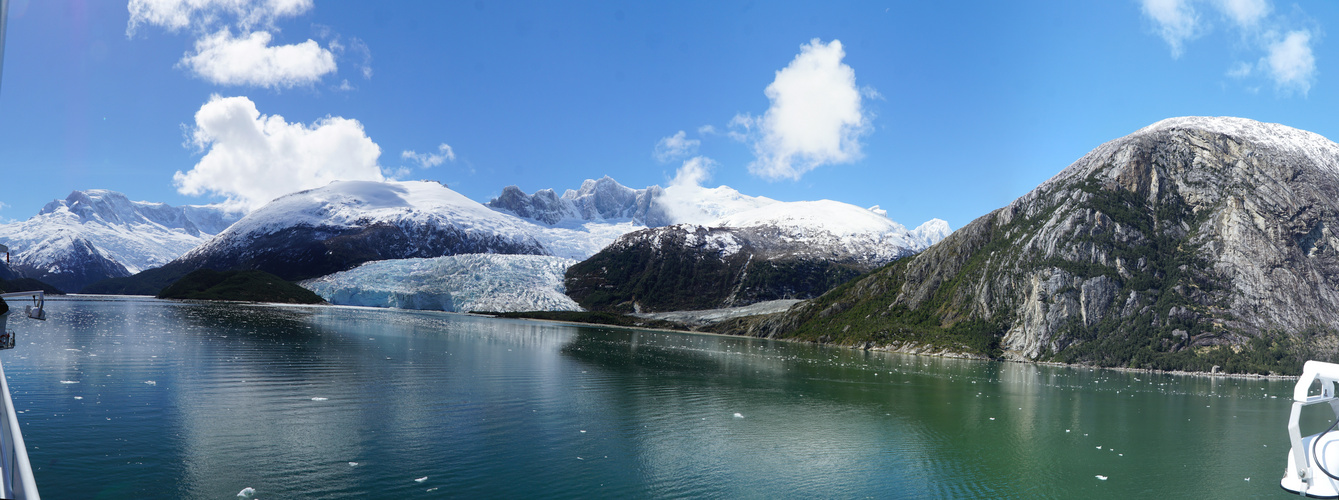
0 190 239 292
146 180 548 285
758 117 1339 375
565 201 950 313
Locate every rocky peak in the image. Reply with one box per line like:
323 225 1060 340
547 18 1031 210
769 117 1339 375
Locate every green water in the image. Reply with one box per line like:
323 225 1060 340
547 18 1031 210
0 297 1310 497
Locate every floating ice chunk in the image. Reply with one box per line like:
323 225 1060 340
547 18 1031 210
1066 429 1071 433
415 476 428 483
144 381 156 386
60 381 78 384
349 462 359 466
311 397 328 401
73 396 82 400
427 488 438 492
1096 446 1102 449
579 430 586 433
238 487 256 497
733 413 744 419
989 417 995 421
1245 477 1250 481
1096 475 1108 480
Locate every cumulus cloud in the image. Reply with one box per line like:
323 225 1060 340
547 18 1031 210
127 0 312 36
173 95 384 211
402 144 456 169
179 29 336 88
653 130 700 163
1142 0 1200 58
1265 30 1316 94
742 38 870 181
129 0 353 89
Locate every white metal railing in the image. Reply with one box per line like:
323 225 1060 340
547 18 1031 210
0 356 35 499
0 290 42 499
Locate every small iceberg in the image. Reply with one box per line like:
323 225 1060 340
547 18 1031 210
414 476 428 483
1096 475 1108 481
144 381 156 386
311 397 328 401
60 380 78 384
733 413 744 419
349 462 359 467
238 486 256 497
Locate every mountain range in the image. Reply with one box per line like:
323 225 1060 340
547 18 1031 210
0 190 239 292
5 176 944 304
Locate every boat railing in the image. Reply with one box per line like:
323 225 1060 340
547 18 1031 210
0 350 35 500
0 290 42 499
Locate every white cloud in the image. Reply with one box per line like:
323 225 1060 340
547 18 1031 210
174 95 384 211
1264 30 1316 94
653 130 700 163
657 156 722 225
402 144 456 169
127 0 312 36
1142 0 1200 58
179 29 336 88
1139 0 1319 96
1215 0 1269 29
670 156 715 188
726 114 754 142
744 38 870 181
1226 60 1254 78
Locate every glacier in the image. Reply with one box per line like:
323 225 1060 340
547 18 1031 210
300 254 581 313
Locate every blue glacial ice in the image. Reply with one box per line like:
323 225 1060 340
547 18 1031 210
301 254 581 313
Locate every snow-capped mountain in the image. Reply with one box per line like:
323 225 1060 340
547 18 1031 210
164 180 550 282
562 199 951 313
487 175 779 228
488 176 667 225
713 200 950 267
488 177 953 312
0 189 240 292
301 254 580 313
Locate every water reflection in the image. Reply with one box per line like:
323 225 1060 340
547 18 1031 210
0 298 1308 498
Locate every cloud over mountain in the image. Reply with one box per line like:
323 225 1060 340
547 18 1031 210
737 39 871 181
173 95 384 212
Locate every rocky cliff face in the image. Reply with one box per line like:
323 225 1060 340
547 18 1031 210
764 117 1339 374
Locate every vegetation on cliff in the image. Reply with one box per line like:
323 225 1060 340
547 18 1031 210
158 269 326 304
742 118 1339 376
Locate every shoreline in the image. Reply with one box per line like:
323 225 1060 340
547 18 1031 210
491 311 1300 381
54 295 1302 381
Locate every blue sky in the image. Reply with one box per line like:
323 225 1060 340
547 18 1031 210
0 1 1335 230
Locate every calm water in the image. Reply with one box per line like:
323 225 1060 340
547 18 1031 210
0 297 1313 498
